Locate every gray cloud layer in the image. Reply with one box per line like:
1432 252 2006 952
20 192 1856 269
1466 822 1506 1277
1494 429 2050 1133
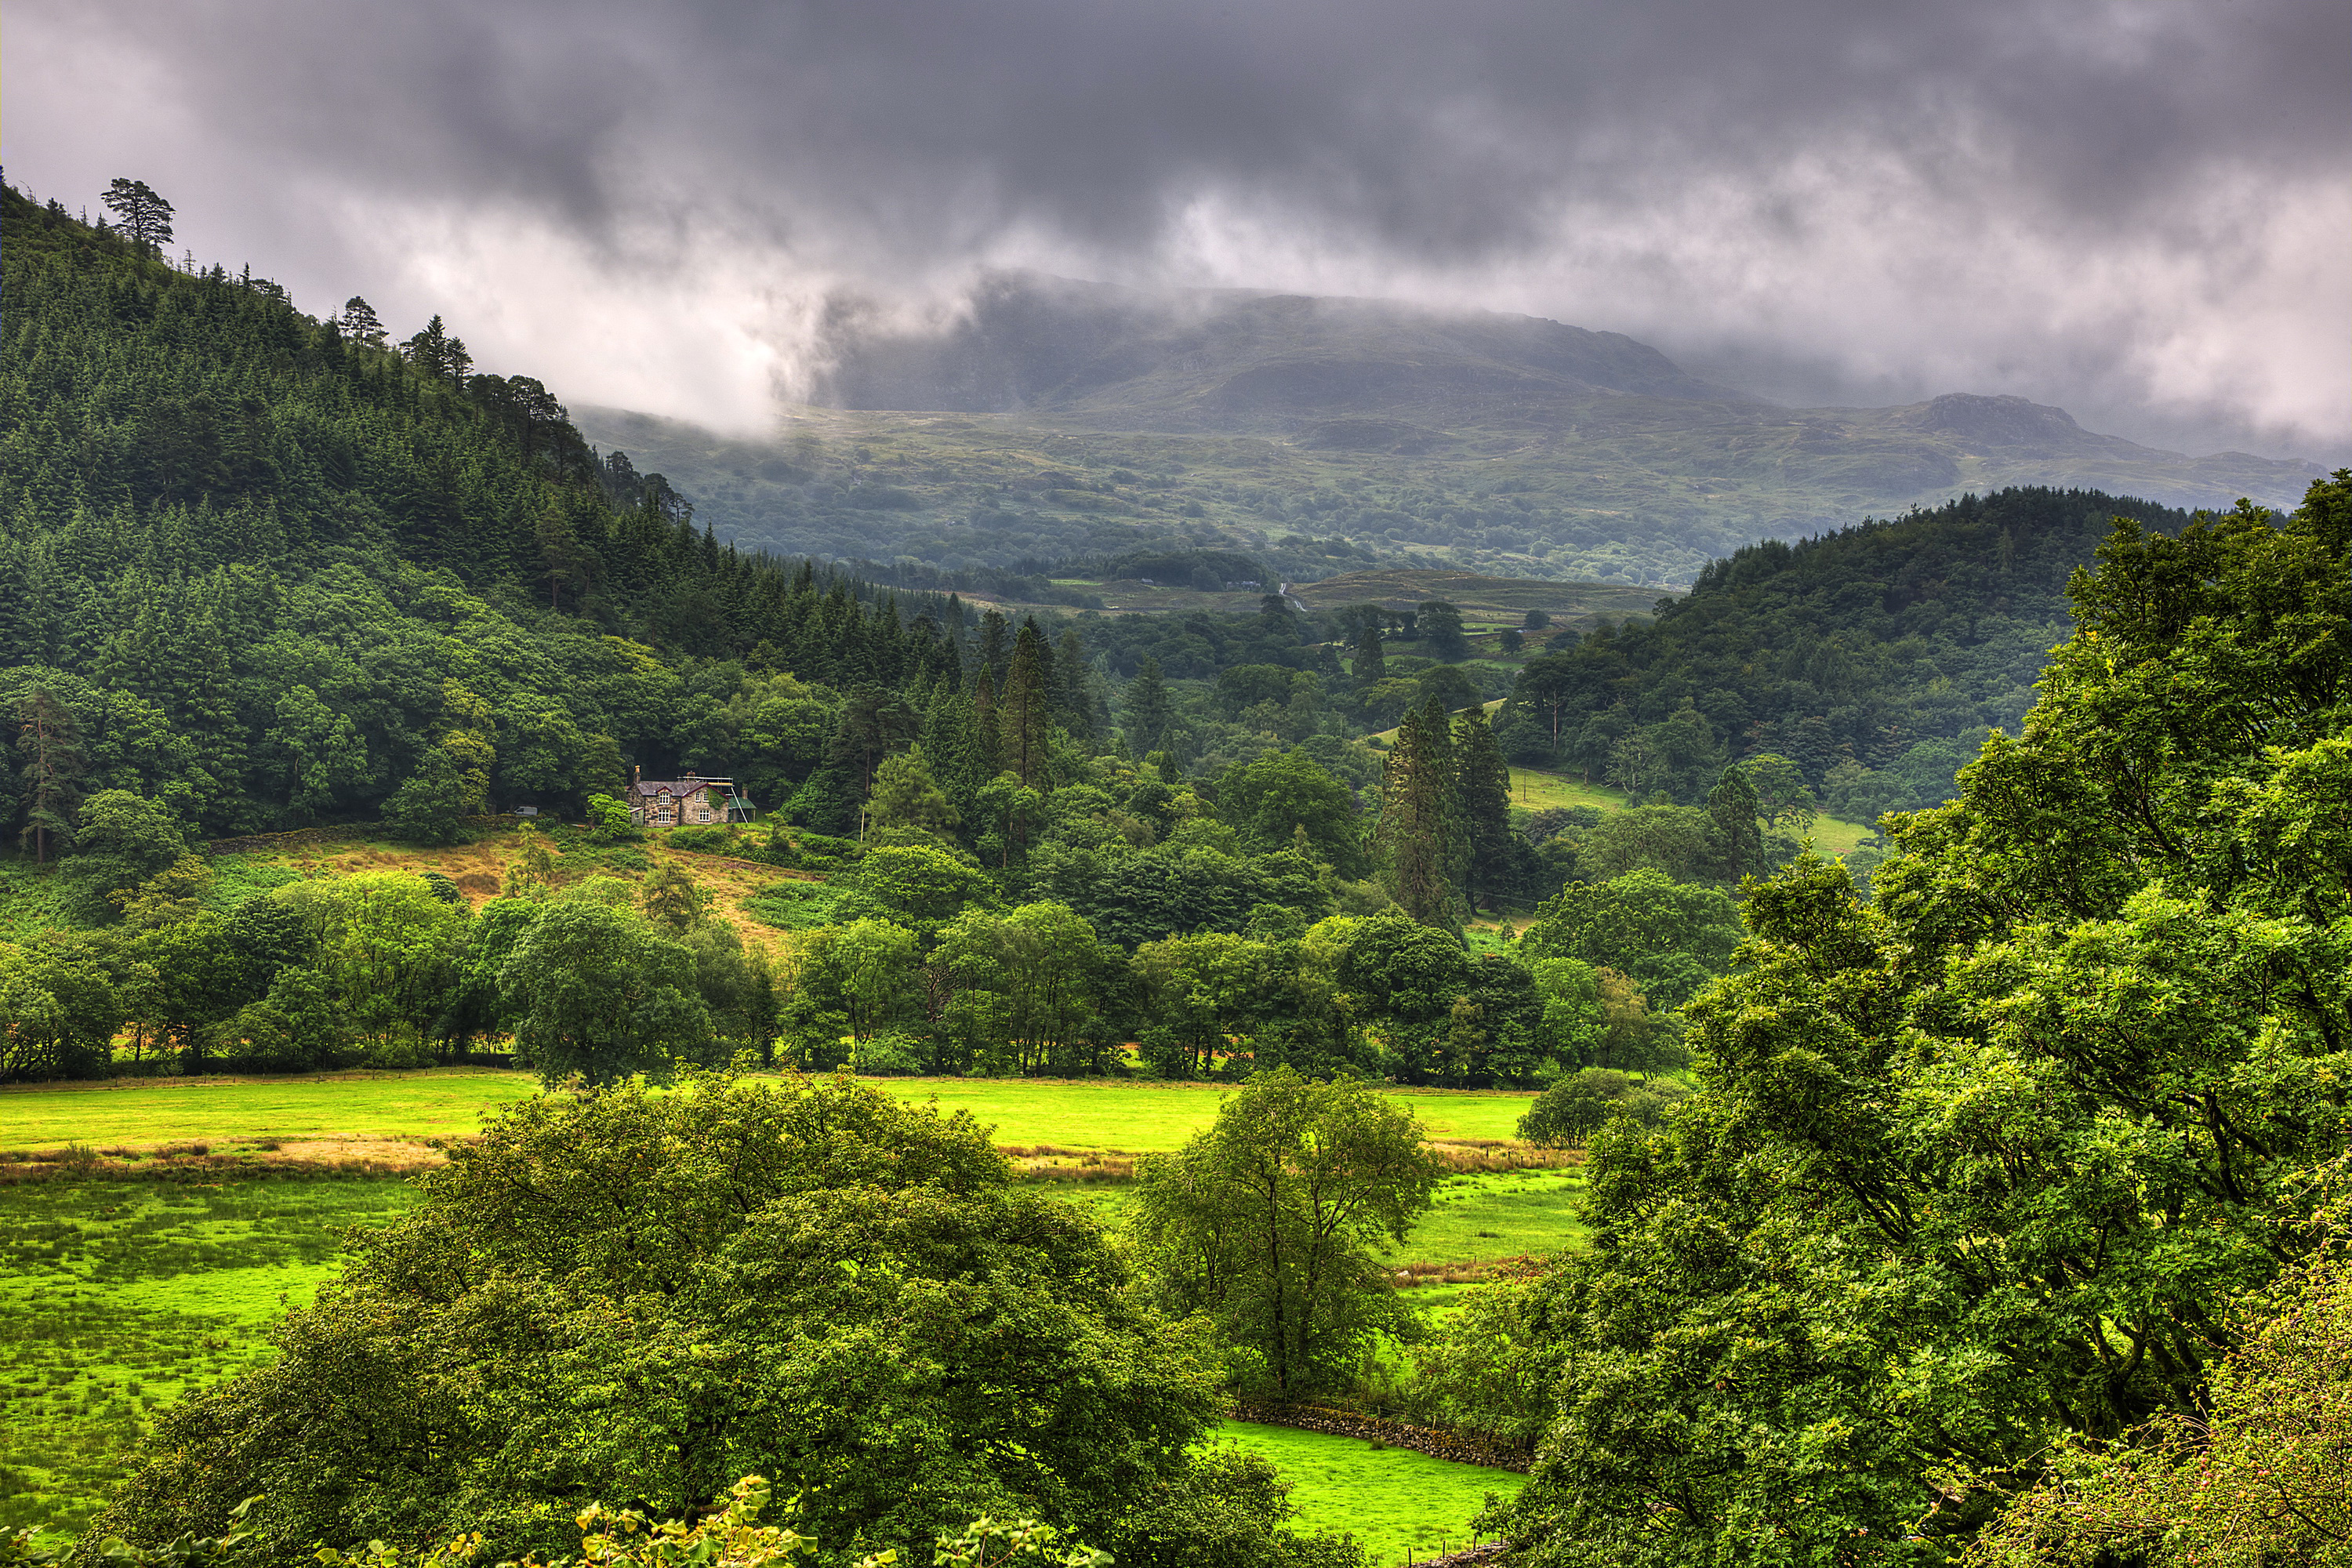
9 0 2345 456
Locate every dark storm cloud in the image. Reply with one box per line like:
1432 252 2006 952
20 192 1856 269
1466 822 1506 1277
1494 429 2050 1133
9 0 2344 451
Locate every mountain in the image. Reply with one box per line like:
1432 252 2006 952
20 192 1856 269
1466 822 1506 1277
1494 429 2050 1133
578 275 2318 591
812 271 1749 423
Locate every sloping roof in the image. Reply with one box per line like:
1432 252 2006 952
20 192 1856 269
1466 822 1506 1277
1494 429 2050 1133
629 778 712 800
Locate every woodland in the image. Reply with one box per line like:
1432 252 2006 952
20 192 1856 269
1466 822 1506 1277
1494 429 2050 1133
2 179 2349 1568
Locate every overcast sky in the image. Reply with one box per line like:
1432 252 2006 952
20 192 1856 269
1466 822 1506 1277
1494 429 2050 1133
9 0 2345 459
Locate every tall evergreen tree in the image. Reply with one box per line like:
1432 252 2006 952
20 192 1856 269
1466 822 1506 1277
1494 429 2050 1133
1379 697 1463 928
976 609 1011 691
339 296 388 347
1348 618 1386 690
1053 626 1101 746
1454 703 1513 910
100 178 173 254
998 619 1054 787
1122 655 1173 757
1705 764 1766 883
16 687 87 864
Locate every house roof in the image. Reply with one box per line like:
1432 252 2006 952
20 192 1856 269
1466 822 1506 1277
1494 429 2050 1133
628 775 742 802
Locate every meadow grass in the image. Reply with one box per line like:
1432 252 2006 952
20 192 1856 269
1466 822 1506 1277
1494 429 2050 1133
0 1178 419 1535
873 1076 1537 1151
0 1072 1537 1156
1211 1421 1524 1566
0 1068 542 1153
1020 1166 1584 1273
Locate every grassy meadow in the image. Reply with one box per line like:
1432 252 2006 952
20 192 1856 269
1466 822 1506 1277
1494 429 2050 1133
0 1068 1568 1542
1212 1421 1524 1565
1 1070 1538 1157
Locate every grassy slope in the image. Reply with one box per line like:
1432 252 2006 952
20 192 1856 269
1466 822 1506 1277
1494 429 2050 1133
1212 1421 1524 1566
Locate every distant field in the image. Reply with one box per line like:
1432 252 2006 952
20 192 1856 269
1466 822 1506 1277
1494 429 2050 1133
0 1071 1537 1156
1507 768 1628 814
1056 1164 1584 1273
1211 1421 1523 1565
1287 568 1665 623
879 1076 1536 1151
0 1069 540 1154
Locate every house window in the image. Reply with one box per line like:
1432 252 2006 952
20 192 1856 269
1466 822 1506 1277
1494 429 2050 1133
696 808 712 823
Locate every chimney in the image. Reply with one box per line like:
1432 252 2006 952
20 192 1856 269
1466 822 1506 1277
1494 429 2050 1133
633 764 641 785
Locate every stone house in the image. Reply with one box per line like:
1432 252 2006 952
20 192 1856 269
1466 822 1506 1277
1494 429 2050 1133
626 769 750 827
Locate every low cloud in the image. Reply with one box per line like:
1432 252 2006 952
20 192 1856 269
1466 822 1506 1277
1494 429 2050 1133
8 0 2343 455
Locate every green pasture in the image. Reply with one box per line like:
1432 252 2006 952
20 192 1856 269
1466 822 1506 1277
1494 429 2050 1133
1505 768 1628 815
1043 1167 1584 1269
0 1073 1537 1156
1211 1421 1523 1565
0 1069 541 1153
0 1179 419 1535
874 1077 1537 1151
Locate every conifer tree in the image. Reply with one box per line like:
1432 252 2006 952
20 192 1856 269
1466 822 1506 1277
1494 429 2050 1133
1123 655 1173 757
1349 618 1386 690
1054 626 1101 746
1454 703 1514 909
998 619 1054 787
1706 764 1765 883
976 609 1011 691
16 687 86 864
1379 697 1463 928
100 178 173 255
339 296 387 347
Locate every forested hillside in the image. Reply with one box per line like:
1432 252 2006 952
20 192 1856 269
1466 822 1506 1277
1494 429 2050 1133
1497 485 2189 820
0 183 985 837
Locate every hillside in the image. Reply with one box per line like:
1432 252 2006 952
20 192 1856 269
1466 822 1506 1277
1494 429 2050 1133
577 274 2319 590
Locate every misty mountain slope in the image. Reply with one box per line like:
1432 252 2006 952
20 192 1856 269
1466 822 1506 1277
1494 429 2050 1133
813 271 1751 426
579 277 2318 590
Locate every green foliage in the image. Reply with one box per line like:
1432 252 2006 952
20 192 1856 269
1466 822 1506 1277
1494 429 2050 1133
1133 1069 1440 1398
498 899 714 1084
1515 1068 1687 1149
56 793 187 925
85 1076 1278 1566
1516 868 1740 1011
1490 478 2352 1567
1968 1179 2352 1568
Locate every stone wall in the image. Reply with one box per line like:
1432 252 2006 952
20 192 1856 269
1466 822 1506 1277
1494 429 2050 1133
1228 1399 1532 1474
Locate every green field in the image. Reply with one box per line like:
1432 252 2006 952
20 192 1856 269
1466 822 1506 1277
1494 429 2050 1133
0 1069 543 1153
0 1179 420 1534
877 1076 1537 1150
1211 1421 1523 1565
1505 768 1629 815
0 1072 1570 1541
1 1072 1538 1156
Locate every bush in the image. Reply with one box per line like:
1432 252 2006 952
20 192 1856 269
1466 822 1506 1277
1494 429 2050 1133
666 824 738 855
1517 1067 1689 1148
849 1030 927 1076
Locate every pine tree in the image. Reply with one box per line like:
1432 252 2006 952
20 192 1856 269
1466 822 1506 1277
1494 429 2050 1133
1349 619 1387 690
100 178 174 255
976 609 1011 691
1123 655 1173 757
999 619 1054 787
339 296 388 347
1379 697 1464 928
1707 764 1766 883
1054 626 1101 746
16 687 87 864
1454 703 1513 910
